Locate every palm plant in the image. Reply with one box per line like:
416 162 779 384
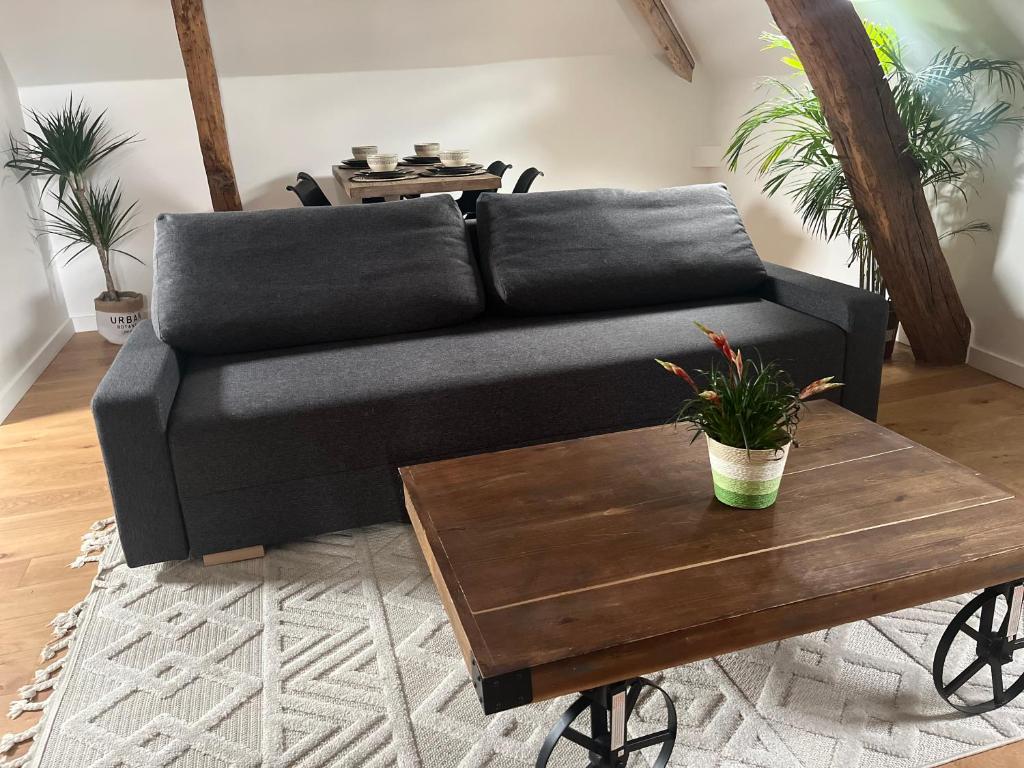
5 98 140 302
725 23 1024 296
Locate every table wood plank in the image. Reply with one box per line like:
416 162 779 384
438 447 1010 613
332 164 501 201
403 406 911 527
400 401 1024 705
529 527 1024 701
471 498 1018 673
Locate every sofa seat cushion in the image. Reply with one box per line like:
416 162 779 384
167 298 845 503
153 196 483 355
476 184 767 315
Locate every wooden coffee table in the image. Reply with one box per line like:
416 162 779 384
400 401 1024 767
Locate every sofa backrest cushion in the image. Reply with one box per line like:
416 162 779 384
152 196 483 355
475 184 767 315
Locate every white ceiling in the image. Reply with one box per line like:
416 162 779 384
0 0 1021 88
0 0 658 86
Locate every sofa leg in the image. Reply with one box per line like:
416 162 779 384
202 545 265 566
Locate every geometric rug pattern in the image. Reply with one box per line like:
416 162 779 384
18 524 1024 767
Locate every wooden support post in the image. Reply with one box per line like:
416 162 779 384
171 0 242 212
762 0 971 364
629 0 695 81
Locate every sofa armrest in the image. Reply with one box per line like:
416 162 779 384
92 320 190 566
757 262 888 420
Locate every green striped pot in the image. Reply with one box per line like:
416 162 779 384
706 436 791 509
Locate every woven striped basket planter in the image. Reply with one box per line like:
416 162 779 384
706 435 791 509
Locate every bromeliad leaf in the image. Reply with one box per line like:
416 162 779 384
657 324 841 452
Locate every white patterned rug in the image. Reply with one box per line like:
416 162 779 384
3 521 1024 768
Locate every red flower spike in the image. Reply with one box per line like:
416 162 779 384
656 358 698 393
798 377 845 401
694 321 737 365
733 348 744 378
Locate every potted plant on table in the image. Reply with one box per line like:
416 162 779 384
725 23 1024 358
5 98 143 344
657 322 842 509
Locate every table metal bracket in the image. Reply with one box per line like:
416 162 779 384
471 657 532 715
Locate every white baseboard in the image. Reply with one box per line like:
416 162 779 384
968 345 1024 389
0 318 75 424
72 313 97 332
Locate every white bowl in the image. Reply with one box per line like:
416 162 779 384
415 142 440 157
367 153 399 172
352 145 378 161
439 149 470 167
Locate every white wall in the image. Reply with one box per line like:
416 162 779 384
0 52 71 422
223 54 710 210
950 128 1024 386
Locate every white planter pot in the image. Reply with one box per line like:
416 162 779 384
706 435 791 509
94 291 144 345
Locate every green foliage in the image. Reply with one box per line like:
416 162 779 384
5 98 135 200
40 183 141 267
657 323 842 452
677 359 802 452
725 22 1024 294
4 97 140 299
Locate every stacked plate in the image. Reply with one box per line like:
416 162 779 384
402 155 440 165
350 169 418 182
340 158 370 169
420 163 484 177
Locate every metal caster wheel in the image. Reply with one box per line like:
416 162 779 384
535 677 676 768
934 582 1024 714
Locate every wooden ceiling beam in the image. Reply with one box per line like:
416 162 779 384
171 0 242 212
763 0 970 364
630 0 695 81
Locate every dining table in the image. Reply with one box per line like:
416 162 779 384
332 164 502 203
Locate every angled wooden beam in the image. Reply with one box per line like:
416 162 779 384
170 0 242 212
630 0 695 81
763 0 970 365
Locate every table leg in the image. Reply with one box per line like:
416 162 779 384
933 579 1024 713
535 677 676 768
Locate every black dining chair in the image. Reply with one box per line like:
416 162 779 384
513 167 544 194
285 172 332 207
457 160 513 219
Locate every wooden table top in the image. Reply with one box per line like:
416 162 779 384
332 163 502 201
400 400 1024 713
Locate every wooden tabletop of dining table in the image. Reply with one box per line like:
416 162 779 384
332 164 502 202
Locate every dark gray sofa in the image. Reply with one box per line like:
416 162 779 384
93 185 888 566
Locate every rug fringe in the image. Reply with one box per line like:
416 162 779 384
0 724 40 768
0 517 116 768
8 658 66 720
70 516 116 569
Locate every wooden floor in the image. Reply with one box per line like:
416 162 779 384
1 333 1023 766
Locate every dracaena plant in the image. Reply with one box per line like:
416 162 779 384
656 323 842 452
725 23 1024 295
5 97 141 302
